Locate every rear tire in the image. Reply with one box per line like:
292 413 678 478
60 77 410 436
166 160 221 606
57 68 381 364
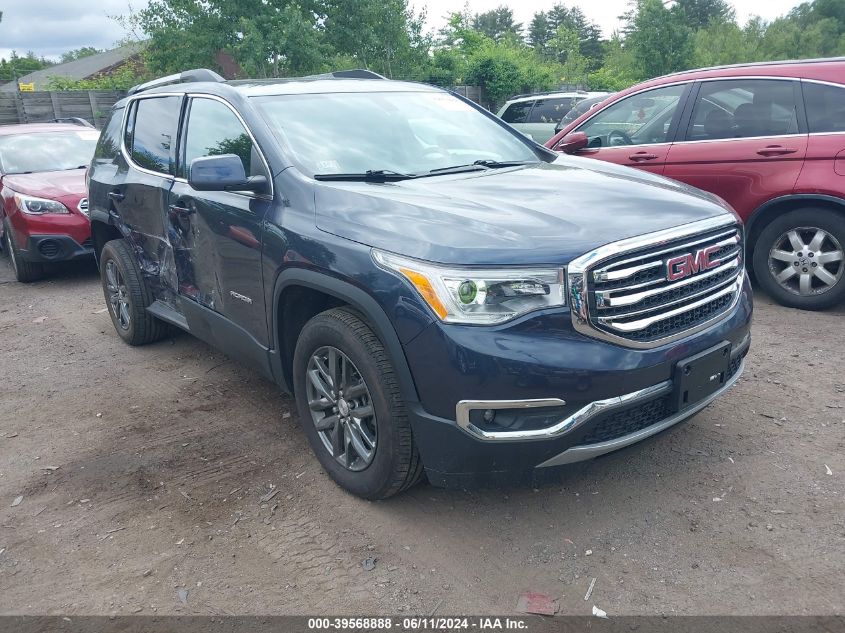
292 308 423 499
752 208 845 310
3 219 44 283
99 239 166 345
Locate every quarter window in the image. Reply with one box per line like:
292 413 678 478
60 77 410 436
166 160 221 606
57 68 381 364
501 101 534 124
184 98 264 180
576 85 685 148
128 97 181 174
685 79 799 141
803 82 845 134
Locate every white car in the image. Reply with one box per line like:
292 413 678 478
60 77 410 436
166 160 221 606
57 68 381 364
497 91 610 143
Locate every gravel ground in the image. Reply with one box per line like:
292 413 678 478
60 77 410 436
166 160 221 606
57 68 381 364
0 254 842 617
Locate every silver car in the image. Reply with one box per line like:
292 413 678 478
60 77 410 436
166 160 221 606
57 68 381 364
498 91 609 143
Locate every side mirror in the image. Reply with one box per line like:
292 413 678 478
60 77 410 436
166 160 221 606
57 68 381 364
554 131 589 154
188 154 267 194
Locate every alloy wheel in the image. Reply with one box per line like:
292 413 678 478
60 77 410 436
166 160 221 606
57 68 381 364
105 260 131 330
305 346 377 472
768 226 845 297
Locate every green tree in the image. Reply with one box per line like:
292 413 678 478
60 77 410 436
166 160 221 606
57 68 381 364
527 12 552 50
675 0 735 30
624 0 693 79
548 26 589 86
588 33 638 91
471 6 522 41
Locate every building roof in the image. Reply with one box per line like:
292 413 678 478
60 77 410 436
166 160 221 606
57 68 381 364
0 43 144 92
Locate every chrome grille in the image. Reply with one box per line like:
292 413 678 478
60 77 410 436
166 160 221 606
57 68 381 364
568 217 744 348
78 198 89 218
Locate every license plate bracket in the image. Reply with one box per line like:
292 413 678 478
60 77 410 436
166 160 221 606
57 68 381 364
673 341 732 411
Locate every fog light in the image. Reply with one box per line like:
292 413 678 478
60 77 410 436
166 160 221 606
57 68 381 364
482 409 496 423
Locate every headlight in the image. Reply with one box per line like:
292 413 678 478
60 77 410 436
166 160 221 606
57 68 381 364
373 250 566 325
14 194 70 215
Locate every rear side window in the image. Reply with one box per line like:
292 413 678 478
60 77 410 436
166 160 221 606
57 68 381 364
183 98 265 179
803 82 845 133
94 106 125 160
501 101 533 124
686 79 799 141
528 98 576 123
127 96 181 175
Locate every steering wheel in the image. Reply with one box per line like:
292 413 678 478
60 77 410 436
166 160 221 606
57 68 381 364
607 129 633 146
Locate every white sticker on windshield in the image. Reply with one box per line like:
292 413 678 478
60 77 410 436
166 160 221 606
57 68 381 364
77 131 100 140
428 93 473 112
316 159 341 172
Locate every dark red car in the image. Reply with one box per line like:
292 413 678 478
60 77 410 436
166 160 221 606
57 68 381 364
0 122 99 282
547 57 845 310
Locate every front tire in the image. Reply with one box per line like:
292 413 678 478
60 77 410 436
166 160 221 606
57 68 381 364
752 208 845 310
292 308 423 499
99 240 166 345
3 219 44 283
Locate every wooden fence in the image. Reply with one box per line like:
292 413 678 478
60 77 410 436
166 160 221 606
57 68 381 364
0 90 127 129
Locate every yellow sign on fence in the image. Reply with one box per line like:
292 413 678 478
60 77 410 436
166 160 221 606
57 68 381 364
18 82 35 92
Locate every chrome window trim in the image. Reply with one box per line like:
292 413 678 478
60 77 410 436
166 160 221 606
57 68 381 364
185 93 274 199
568 214 743 350
120 92 185 181
572 80 693 137
120 91 274 199
537 359 745 466
670 133 806 146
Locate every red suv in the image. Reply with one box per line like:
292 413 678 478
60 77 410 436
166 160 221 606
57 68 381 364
547 57 845 310
1 122 99 282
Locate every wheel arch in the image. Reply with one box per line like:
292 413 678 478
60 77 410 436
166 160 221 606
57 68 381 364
746 194 845 258
89 216 123 267
272 268 420 404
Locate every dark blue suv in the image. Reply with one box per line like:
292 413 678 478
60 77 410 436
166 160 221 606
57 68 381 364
87 69 752 498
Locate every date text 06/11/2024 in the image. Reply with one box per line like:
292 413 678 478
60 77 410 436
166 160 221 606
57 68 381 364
307 617 529 630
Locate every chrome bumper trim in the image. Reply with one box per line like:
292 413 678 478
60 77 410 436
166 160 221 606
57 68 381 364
536 359 745 468
456 383 671 442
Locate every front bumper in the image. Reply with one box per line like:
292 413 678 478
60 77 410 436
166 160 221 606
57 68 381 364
20 234 94 263
403 276 752 488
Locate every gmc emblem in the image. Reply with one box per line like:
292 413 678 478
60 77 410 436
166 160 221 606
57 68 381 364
666 245 721 281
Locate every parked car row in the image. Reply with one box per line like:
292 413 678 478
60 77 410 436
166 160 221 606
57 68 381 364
544 57 845 311
496 90 610 142
0 121 98 282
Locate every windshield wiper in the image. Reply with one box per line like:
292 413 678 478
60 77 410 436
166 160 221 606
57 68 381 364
472 159 537 168
314 169 416 182
423 160 537 177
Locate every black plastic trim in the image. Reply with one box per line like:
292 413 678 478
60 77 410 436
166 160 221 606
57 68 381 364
271 268 420 402
747 193 845 238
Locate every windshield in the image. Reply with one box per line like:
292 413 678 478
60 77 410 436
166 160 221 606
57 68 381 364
0 130 99 174
253 90 540 177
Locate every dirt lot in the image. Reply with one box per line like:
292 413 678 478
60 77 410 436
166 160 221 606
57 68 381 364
0 254 842 617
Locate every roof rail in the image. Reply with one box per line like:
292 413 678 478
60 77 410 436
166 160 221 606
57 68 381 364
52 117 95 128
508 89 589 101
658 56 845 80
292 68 387 81
128 68 225 96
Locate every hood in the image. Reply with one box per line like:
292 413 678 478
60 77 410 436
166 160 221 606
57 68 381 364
314 158 734 266
2 169 87 201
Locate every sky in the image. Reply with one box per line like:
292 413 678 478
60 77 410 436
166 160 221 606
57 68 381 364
0 0 805 63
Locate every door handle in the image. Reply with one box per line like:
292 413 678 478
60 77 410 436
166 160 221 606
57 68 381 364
756 145 797 156
108 191 125 202
168 203 194 215
629 152 658 162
